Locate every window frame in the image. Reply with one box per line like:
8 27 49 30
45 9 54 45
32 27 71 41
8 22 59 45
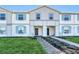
62 14 71 21
36 13 41 20
16 13 26 20
62 26 71 34
0 13 6 20
49 13 53 20
16 25 26 34
0 26 6 34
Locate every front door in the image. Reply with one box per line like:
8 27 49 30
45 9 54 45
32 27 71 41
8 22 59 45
35 28 38 36
47 28 49 35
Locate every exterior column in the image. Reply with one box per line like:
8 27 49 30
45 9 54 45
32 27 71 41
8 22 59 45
43 26 47 36
26 14 30 36
30 25 34 37
6 25 12 37
55 26 59 36
26 14 30 24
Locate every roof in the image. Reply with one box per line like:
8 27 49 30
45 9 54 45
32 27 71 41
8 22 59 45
28 5 61 13
0 7 12 13
60 12 79 14
0 5 79 14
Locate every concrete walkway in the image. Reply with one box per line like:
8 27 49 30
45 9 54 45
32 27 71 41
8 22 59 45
51 36 79 49
36 37 64 54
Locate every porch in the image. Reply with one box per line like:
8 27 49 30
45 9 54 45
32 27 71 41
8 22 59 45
33 26 56 36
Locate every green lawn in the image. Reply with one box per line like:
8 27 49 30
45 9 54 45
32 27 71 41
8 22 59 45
0 37 46 54
63 37 79 44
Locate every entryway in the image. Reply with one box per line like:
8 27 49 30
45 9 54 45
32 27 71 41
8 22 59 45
35 28 38 35
47 26 55 36
34 26 43 36
34 26 55 36
47 28 49 35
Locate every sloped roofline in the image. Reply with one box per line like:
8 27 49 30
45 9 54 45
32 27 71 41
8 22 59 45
0 5 79 14
0 7 12 13
60 12 79 14
28 5 61 13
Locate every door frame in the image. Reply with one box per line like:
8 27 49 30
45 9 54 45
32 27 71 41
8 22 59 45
34 28 39 36
47 27 49 36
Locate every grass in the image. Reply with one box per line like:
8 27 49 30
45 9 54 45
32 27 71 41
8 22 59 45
0 37 46 54
63 36 79 44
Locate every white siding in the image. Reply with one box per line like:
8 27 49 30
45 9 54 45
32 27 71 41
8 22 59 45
12 25 29 36
1 6 79 37
29 7 60 21
12 13 29 24
60 14 75 25
59 25 75 36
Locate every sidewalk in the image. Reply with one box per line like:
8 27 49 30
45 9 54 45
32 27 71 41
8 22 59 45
51 36 79 49
36 37 64 54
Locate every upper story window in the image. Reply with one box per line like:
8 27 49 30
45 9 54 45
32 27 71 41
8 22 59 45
49 13 53 20
0 26 6 34
0 13 6 20
62 14 71 21
36 13 40 20
62 26 71 34
16 25 26 34
16 13 26 20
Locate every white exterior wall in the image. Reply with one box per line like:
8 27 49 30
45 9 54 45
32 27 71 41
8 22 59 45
59 14 77 36
6 25 12 37
55 25 60 36
12 13 29 24
12 13 30 36
74 25 79 36
1 6 79 37
48 27 55 35
59 25 75 36
29 6 60 36
60 14 75 25
0 8 12 37
0 24 7 37
12 25 29 36
43 26 47 36
29 7 59 21
74 14 79 24
29 25 34 36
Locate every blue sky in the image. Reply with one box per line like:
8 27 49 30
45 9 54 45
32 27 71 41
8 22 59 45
0 5 79 12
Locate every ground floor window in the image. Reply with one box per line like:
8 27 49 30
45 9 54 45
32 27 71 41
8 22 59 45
0 26 6 34
62 26 71 34
16 25 26 34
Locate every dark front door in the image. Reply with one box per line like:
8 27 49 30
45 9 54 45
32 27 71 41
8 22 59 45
35 28 38 35
47 28 49 35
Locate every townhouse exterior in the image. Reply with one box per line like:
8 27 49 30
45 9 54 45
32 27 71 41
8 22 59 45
0 6 79 37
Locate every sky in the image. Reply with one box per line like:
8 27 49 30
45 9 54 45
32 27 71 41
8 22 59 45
0 5 79 12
